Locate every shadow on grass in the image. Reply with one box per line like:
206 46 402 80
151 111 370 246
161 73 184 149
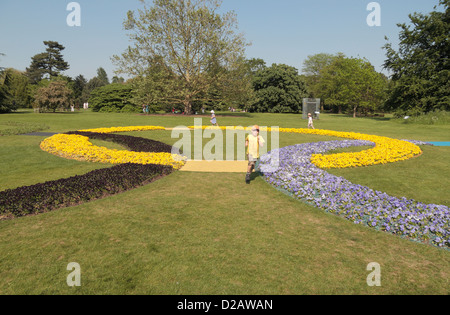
326 113 393 122
247 171 262 184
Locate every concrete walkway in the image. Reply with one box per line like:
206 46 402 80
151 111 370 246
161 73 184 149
180 160 248 173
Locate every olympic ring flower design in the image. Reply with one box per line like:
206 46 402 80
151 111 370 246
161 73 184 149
38 125 447 249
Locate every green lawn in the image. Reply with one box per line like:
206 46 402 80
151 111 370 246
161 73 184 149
0 110 449 294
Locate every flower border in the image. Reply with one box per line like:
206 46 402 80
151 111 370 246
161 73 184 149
40 131 185 170
2 131 179 220
187 126 422 168
259 141 449 249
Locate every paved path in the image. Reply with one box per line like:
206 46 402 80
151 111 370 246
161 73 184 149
180 160 248 173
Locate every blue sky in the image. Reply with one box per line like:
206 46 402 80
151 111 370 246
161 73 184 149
0 0 442 80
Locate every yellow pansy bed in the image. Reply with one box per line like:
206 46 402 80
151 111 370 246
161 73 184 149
40 132 185 170
187 125 422 169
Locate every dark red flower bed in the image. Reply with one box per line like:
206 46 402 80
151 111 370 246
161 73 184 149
66 131 174 153
0 164 172 220
0 132 177 220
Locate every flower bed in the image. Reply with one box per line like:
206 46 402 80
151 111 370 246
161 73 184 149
40 133 185 169
0 163 173 220
67 131 174 153
188 126 422 169
259 141 449 249
78 126 166 133
1 131 181 220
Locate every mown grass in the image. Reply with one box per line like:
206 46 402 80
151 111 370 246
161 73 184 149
0 172 448 294
0 120 49 136
0 110 448 294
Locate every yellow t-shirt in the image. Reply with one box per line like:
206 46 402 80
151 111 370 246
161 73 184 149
246 134 265 158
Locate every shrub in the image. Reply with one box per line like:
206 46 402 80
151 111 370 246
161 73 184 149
98 106 120 113
120 104 140 113
89 83 133 112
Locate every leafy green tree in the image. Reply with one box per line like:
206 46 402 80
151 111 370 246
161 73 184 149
200 56 256 112
96 67 110 85
89 83 134 112
72 75 87 108
26 41 70 83
82 77 107 105
0 53 5 73
383 0 449 115
128 56 176 112
112 0 249 114
245 58 267 74
302 52 344 98
251 64 308 113
319 56 387 117
33 80 73 112
0 71 12 113
112 76 125 84
1 69 32 108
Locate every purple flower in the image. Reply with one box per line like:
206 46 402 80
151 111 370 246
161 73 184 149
260 140 449 250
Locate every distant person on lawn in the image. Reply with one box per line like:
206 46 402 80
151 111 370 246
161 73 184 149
245 125 265 184
308 113 315 129
210 110 218 126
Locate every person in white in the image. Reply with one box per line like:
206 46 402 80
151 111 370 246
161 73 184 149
308 113 315 129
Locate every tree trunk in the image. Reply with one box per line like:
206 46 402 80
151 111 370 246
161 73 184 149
183 96 192 115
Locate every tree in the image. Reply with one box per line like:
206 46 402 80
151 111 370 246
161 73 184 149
202 56 256 111
0 71 12 113
96 67 110 85
73 75 87 108
302 53 343 98
34 80 73 112
81 77 107 104
89 83 134 112
1 69 31 108
128 56 178 112
383 0 450 115
112 76 125 84
319 56 387 117
112 0 249 114
245 58 267 74
0 53 5 73
251 63 308 113
26 41 70 83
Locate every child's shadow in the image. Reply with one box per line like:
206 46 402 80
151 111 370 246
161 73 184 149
247 171 261 184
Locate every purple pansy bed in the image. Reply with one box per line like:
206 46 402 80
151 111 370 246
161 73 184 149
259 140 449 249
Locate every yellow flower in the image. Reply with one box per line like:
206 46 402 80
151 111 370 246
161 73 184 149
40 133 185 169
187 126 422 169
40 125 422 170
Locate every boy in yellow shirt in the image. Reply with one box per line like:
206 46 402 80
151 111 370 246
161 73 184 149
245 125 265 184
